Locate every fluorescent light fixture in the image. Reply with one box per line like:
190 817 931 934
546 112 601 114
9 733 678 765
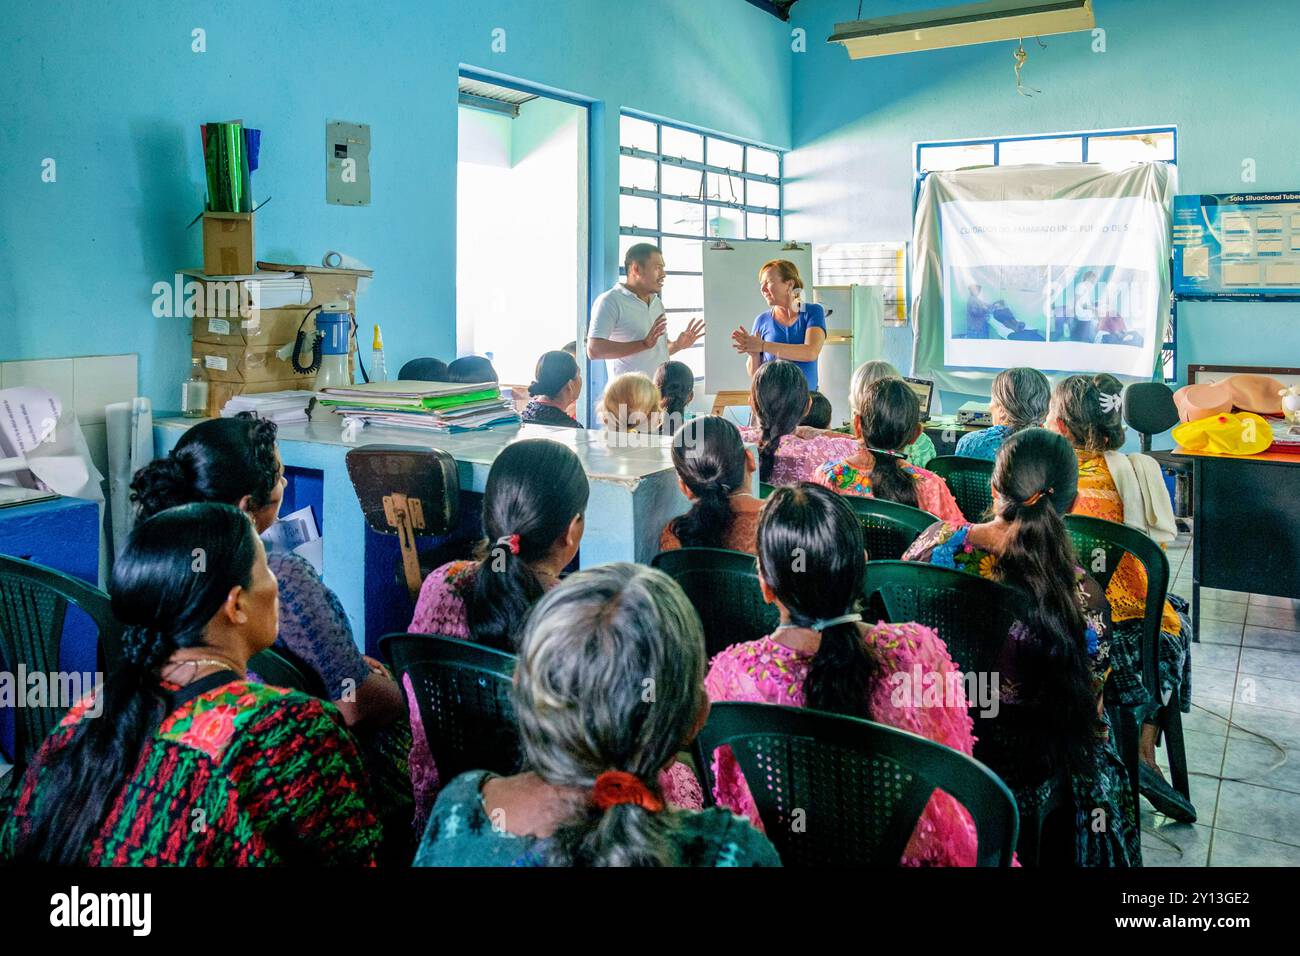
829 0 1095 59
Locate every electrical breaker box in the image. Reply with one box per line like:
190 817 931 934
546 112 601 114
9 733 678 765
326 120 371 205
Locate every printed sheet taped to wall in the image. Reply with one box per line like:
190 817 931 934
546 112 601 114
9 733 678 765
813 242 908 325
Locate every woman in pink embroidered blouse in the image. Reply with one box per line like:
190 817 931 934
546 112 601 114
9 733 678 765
405 439 701 830
738 359 858 486
705 482 982 866
813 375 965 525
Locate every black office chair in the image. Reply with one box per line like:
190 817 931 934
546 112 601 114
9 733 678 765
1123 382 1191 519
397 357 450 382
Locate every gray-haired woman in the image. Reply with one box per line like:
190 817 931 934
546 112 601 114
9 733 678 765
955 367 1052 461
413 563 781 867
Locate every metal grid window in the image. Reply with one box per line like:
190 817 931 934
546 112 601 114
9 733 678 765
619 113 784 378
914 126 1179 381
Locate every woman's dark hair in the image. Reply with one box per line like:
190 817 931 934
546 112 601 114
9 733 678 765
991 367 1051 432
801 391 832 430
750 360 809 483
131 413 279 519
667 416 747 549
529 350 579 399
466 439 590 651
1049 373 1125 452
990 427 1097 771
757 483 878 719
654 361 694 420
446 355 499 385
398 357 450 382
855 377 920 508
13 503 259 864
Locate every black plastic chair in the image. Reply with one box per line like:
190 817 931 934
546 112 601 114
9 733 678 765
651 548 780 659
380 633 521 782
927 455 995 522
844 496 938 561
692 702 1019 866
0 555 121 796
1123 382 1191 518
1064 513 1184 811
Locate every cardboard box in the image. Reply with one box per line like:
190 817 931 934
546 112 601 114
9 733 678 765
192 341 303 384
187 271 361 319
191 308 316 346
202 212 255 276
206 377 315 418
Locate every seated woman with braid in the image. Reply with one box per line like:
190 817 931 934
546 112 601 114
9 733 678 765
408 439 702 831
1047 373 1195 823
738 359 858 486
814 376 965 524
521 350 583 429
660 416 762 555
705 483 981 866
903 428 1140 865
414 563 780 867
0 503 379 865
131 414 411 856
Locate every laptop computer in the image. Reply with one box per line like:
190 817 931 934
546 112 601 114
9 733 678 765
903 376 934 423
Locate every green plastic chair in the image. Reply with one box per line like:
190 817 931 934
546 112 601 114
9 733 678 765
380 633 521 782
927 455 995 522
844 496 939 561
248 646 329 698
0 555 122 797
1065 513 1180 812
692 702 1019 866
758 482 777 499
862 560 1017 678
651 548 780 659
862 559 1070 864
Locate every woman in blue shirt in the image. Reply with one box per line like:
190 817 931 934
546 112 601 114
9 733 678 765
731 259 826 391
954 366 1052 461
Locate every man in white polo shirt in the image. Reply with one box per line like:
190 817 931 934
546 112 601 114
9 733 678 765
587 243 704 377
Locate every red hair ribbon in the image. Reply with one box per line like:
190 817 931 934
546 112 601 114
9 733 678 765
495 534 521 555
591 770 664 813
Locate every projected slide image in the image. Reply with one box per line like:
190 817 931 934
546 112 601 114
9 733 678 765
950 265 1047 341
1048 266 1146 348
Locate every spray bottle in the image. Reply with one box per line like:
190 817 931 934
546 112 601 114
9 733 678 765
370 325 387 382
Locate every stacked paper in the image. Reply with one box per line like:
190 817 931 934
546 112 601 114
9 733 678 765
317 380 520 433
221 389 315 424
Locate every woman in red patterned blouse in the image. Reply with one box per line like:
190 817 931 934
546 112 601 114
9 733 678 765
0 502 380 866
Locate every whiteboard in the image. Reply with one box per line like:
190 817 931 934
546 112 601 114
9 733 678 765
703 241 814 394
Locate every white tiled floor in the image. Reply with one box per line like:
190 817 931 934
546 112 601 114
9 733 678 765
1142 529 1300 866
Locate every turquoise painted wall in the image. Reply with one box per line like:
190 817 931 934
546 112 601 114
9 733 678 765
785 0 1300 410
1 0 792 408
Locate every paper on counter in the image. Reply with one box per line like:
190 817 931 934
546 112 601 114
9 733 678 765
0 387 104 502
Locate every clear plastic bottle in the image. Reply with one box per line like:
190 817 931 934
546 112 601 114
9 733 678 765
182 357 209 418
371 324 387 382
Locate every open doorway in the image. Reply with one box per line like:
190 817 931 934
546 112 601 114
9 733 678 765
456 75 589 417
